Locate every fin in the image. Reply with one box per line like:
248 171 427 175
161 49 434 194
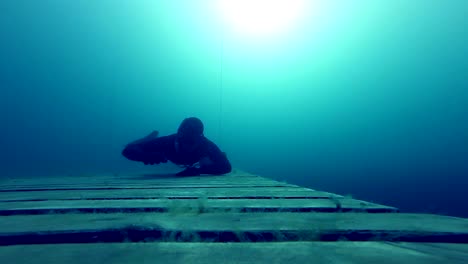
148 130 159 139
127 130 159 146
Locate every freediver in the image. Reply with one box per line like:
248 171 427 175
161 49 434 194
122 117 231 176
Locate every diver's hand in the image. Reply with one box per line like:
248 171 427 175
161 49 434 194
176 167 200 176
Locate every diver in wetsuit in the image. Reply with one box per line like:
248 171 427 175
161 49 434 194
122 117 231 176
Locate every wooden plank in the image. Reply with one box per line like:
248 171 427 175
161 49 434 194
387 242 468 262
0 169 258 179
1 180 270 187
0 182 298 191
0 180 279 187
0 188 342 201
0 197 396 215
0 171 266 186
0 184 298 192
0 213 466 235
0 171 300 191
0 176 278 187
1 242 466 264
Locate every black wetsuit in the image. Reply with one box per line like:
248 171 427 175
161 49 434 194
122 134 231 175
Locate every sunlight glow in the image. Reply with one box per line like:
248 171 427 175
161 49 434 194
216 0 309 40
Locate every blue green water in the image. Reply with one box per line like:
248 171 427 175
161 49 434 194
1 1 467 217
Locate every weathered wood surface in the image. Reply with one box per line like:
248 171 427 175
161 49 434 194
0 243 467 264
0 171 294 190
1 212 467 235
0 170 467 263
0 198 395 214
0 188 342 201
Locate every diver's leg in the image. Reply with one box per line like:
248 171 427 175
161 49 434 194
122 144 147 162
122 131 159 162
122 144 167 165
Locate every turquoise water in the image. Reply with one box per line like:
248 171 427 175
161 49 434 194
1 1 467 217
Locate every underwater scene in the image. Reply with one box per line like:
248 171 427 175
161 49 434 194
1 0 467 222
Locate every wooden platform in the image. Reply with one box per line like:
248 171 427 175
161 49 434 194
0 170 467 263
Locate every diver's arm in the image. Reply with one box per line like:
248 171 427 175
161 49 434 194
175 141 231 176
198 142 232 175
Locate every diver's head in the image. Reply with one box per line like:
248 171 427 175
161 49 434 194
177 117 204 146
